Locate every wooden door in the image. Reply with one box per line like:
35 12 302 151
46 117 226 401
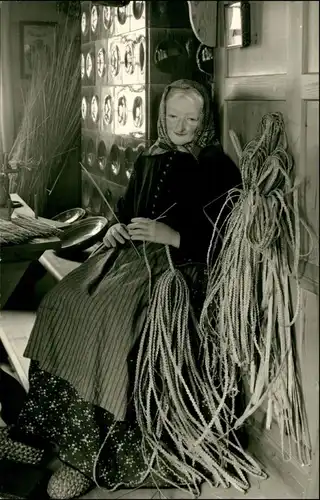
215 2 319 497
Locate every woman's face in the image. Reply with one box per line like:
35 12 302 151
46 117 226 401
165 90 203 146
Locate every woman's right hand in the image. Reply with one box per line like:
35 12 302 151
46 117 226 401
103 223 130 248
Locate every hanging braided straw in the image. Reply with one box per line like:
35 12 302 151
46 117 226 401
133 245 266 496
200 112 314 467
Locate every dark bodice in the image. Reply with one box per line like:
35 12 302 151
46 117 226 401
113 145 242 264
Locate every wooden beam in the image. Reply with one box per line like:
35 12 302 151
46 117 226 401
225 74 287 101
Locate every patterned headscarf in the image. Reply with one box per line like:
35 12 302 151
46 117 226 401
145 79 220 159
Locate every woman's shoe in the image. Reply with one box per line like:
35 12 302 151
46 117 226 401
47 463 93 499
0 427 45 465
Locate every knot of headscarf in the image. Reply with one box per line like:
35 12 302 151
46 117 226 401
145 79 220 160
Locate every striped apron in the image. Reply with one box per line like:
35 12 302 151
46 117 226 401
24 243 196 421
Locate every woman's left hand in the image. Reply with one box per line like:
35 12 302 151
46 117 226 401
127 218 180 248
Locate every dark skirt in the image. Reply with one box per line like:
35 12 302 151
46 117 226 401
11 361 162 490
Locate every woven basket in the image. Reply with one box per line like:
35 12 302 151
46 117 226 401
0 427 45 466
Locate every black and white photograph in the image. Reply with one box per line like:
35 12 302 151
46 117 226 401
0 1 319 499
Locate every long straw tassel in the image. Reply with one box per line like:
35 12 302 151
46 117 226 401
201 112 313 465
133 245 265 495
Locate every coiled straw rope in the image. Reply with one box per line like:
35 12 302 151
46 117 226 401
200 112 314 467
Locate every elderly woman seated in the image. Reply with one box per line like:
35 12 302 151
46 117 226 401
2 80 259 499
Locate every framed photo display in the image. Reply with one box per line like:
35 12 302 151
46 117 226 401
20 21 57 78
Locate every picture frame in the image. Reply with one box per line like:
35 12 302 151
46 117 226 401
20 21 57 78
225 1 251 49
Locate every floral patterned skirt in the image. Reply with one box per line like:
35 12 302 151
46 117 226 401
10 360 165 491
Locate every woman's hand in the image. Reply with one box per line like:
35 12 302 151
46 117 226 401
127 218 180 248
103 223 130 248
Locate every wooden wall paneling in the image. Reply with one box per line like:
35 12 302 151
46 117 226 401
226 1 289 77
215 1 228 148
304 430 319 499
301 74 320 100
225 74 287 101
284 2 319 495
215 1 319 496
302 101 319 266
284 2 319 273
299 261 319 299
307 0 319 74
286 2 319 271
282 1 304 166
293 286 320 451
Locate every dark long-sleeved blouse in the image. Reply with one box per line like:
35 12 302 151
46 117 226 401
112 145 242 265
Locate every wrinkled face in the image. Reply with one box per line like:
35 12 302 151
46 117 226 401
165 89 203 146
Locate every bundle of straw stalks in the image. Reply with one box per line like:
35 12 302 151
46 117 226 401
0 214 62 245
200 112 314 467
8 15 80 215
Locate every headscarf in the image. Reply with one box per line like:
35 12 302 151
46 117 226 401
145 79 220 159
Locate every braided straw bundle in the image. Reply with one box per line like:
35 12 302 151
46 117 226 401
200 112 314 467
134 246 266 496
